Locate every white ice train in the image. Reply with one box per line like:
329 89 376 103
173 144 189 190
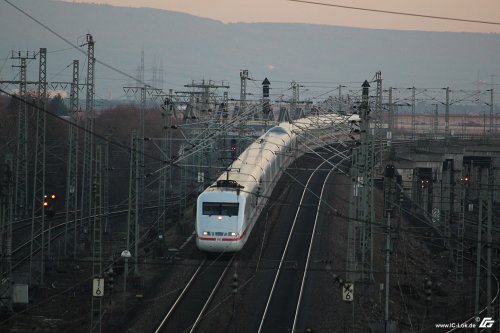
195 113 360 252
196 122 297 252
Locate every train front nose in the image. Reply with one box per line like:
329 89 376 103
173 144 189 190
196 197 244 252
196 235 243 252
196 217 243 252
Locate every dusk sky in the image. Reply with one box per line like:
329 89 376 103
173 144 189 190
61 0 500 33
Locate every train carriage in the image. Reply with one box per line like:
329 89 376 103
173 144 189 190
196 123 296 252
195 113 358 252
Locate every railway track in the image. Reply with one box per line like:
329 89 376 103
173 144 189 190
151 148 346 333
444 255 499 333
257 151 345 332
7 203 165 275
154 254 234 333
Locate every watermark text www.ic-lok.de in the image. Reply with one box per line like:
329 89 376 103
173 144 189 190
434 317 495 329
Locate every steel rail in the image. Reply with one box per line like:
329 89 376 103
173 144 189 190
444 256 499 333
291 163 334 331
154 254 234 333
189 255 234 333
257 151 338 333
154 259 207 333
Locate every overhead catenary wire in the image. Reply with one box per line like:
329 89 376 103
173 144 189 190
2 142 497 328
5 0 494 245
6 80 493 230
288 0 500 26
3 0 157 90
3 0 496 326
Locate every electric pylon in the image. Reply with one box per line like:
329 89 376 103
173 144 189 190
126 130 140 275
29 48 47 286
374 71 383 171
240 70 248 118
90 145 103 333
456 160 471 282
123 84 164 225
158 91 174 255
383 165 400 331
292 81 304 119
440 160 454 255
11 51 36 218
469 157 494 323
387 87 394 134
347 80 375 282
444 87 450 142
0 155 14 311
64 60 79 258
102 132 110 234
411 86 416 140
80 34 96 248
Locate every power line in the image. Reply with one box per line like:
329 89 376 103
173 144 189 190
3 0 154 88
288 0 500 26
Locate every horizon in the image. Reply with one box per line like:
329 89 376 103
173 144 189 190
58 0 500 34
1 0 498 104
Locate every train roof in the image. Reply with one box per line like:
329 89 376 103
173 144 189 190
288 113 358 134
205 123 293 194
203 112 354 195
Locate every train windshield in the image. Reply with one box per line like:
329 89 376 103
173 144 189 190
202 202 239 216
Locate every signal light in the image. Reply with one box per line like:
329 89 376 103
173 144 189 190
106 268 114 290
230 145 237 159
424 277 432 302
420 179 430 189
42 193 57 218
232 272 238 294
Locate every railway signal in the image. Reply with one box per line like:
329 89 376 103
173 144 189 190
43 194 57 218
106 267 114 304
423 277 432 302
232 271 239 313
230 144 238 159
230 138 238 159
232 272 238 295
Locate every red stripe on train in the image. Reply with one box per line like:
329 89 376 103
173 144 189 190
198 237 216 241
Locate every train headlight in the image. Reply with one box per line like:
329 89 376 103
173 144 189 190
217 216 223 220
202 231 209 236
229 232 239 237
